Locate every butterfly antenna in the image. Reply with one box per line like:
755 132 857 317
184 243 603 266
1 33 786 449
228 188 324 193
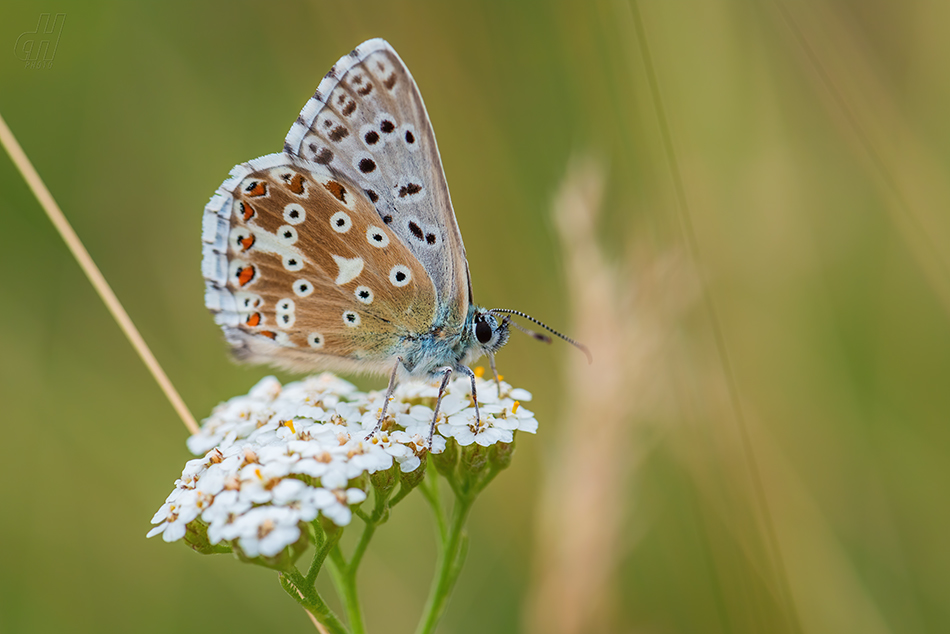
509 320 552 344
489 308 592 364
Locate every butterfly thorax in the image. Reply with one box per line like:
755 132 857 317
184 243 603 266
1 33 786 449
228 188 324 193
397 304 509 378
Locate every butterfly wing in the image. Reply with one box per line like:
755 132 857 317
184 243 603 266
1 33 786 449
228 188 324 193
202 153 437 375
283 38 472 328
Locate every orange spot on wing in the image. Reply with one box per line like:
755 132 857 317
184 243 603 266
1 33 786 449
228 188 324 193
259 330 277 340
240 201 255 221
245 181 267 197
287 173 305 194
240 235 255 251
237 266 255 287
324 180 347 202
246 312 261 327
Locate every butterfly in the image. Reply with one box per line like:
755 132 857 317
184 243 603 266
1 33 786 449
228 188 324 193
201 38 589 444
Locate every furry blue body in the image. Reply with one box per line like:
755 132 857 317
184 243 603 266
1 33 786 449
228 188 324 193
395 304 509 379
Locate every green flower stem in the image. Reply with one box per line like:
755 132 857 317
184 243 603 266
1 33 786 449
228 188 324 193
307 522 342 584
328 544 365 634
279 569 349 634
416 492 474 634
473 463 505 497
447 528 470 588
349 520 378 573
388 483 412 507
419 467 447 541
389 473 421 507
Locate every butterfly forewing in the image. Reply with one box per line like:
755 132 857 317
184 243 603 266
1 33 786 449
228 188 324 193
203 153 436 375
284 38 471 328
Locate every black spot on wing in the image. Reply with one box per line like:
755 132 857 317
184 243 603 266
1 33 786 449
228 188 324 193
310 145 333 164
329 126 349 142
398 183 422 197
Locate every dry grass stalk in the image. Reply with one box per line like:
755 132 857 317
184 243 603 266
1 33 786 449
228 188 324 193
525 157 694 634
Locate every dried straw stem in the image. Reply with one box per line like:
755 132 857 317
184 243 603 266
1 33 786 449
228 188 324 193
525 157 691 634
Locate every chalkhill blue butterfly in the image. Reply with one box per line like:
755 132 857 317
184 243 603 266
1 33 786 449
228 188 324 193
201 38 589 445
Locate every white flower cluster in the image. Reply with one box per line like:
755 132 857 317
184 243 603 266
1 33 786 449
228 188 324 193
148 372 536 558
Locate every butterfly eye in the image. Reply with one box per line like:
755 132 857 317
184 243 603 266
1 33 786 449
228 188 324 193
475 319 493 344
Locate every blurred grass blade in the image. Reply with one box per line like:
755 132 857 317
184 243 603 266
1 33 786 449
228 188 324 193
769 0 950 316
0 110 199 435
625 3 802 633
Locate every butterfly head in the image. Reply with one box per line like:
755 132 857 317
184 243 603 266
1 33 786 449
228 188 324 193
470 309 511 357
484 308 593 364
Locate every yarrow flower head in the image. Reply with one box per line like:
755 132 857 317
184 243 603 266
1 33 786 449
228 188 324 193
148 372 536 567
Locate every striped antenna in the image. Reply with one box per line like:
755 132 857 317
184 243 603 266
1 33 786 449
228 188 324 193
489 308 592 364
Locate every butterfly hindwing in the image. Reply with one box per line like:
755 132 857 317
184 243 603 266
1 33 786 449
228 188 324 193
202 153 436 375
283 38 472 328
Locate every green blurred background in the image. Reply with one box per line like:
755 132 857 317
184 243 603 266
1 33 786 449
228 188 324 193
3 1 950 632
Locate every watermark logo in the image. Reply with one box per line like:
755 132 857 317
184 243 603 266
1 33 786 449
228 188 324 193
15 13 66 70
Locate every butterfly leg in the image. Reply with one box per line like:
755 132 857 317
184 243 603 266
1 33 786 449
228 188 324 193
427 366 454 449
458 365 482 429
365 357 403 440
488 352 501 398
